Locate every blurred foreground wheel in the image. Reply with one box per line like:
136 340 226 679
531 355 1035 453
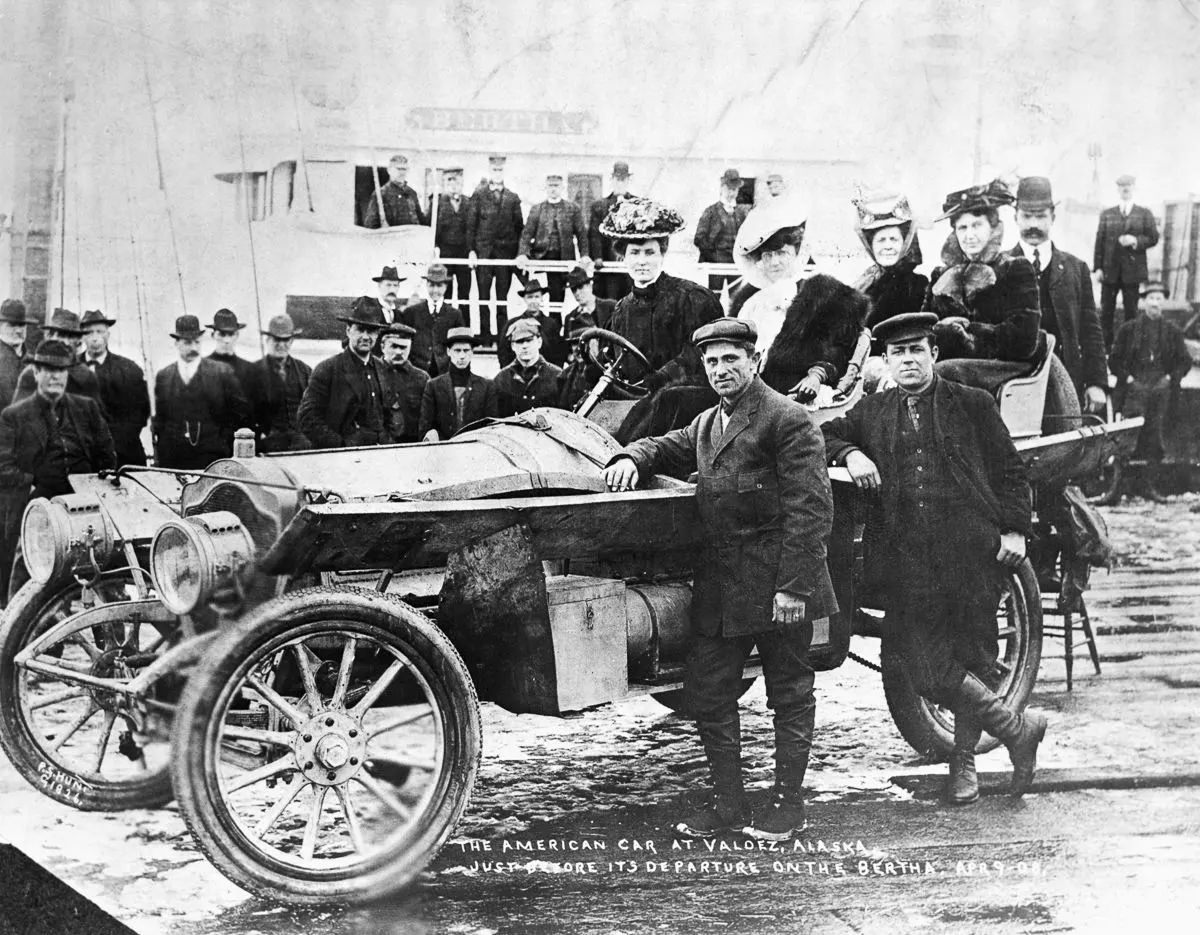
880 559 1042 761
171 587 480 905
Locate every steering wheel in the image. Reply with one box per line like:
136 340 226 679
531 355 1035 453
579 327 653 396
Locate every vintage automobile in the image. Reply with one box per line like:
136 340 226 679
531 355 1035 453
0 329 1142 905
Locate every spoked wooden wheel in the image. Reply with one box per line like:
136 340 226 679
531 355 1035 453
881 559 1043 761
0 575 177 810
171 587 480 905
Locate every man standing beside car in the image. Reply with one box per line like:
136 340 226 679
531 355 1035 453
603 317 835 841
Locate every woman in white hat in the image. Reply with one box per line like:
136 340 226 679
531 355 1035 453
733 202 868 402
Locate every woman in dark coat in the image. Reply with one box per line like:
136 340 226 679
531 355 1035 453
853 192 928 346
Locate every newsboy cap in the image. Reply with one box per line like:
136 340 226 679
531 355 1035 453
872 312 938 346
0 298 28 325
81 309 117 328
1116 174 1136 186
506 317 542 342
208 308 246 332
31 339 75 369
384 322 417 339
45 308 84 336
170 315 204 339
691 317 758 348
443 326 478 347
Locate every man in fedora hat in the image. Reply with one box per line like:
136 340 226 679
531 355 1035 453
497 275 565 369
367 266 410 326
153 315 249 469
1010 177 1107 412
493 317 564 417
244 313 312 453
518 171 590 305
694 169 750 292
80 309 151 467
400 263 465 377
603 317 834 841
468 154 525 346
0 339 116 600
379 322 428 443
1094 174 1160 349
588 161 636 301
206 308 255 392
299 300 400 449
363 153 427 229
822 312 1046 807
418 327 497 441
12 308 104 410
431 167 474 318
0 298 30 407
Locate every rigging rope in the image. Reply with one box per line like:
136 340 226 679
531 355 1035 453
283 32 315 214
229 69 267 354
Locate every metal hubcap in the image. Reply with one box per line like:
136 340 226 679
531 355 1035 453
292 710 366 786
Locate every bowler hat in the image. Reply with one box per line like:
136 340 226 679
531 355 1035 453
872 312 938 346
506 317 542 342
30 339 75 369
488 155 507 166
936 178 1015 221
1140 280 1168 298
207 308 246 332
422 263 452 285
612 161 631 179
0 298 28 325
384 322 417 339
443 326 477 347
1015 176 1057 211
1116 174 1136 186
372 265 405 283
338 296 387 329
691 317 758 348
720 168 741 187
81 309 117 328
170 315 204 340
262 313 301 339
519 275 547 296
566 266 593 290
45 308 84 337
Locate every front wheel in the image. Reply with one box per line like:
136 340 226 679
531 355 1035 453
880 559 1042 761
170 587 480 905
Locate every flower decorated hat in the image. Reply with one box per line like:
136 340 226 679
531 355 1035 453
598 196 685 240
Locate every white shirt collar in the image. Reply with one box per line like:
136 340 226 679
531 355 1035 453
1019 240 1053 266
86 349 108 366
177 356 201 383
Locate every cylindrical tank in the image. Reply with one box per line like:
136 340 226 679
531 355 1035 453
624 582 693 679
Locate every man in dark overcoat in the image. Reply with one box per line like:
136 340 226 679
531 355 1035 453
79 309 150 467
605 318 835 840
694 169 750 293
379 324 429 443
418 327 497 441
205 308 255 392
588 161 634 301
153 315 249 469
518 172 589 304
244 313 312 453
1010 177 1107 411
430 167 474 318
400 263 465 377
12 308 104 411
363 153 427 228
1094 174 1159 349
493 318 564 417
467 155 524 344
0 340 116 600
298 302 399 449
0 298 29 406
821 313 1046 806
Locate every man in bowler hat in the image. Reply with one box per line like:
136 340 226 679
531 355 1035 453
400 263 465 377
694 169 750 293
244 313 312 453
12 308 105 411
153 315 249 469
80 309 151 466
0 298 30 407
1094 174 1160 348
206 308 255 391
604 317 834 840
418 327 497 441
0 340 116 601
366 266 409 326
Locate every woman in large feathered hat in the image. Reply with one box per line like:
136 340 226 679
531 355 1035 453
852 191 928 347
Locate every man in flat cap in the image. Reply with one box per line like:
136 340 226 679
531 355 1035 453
0 299 30 407
518 171 589 306
468 155 524 345
603 317 833 840
1010 177 1107 412
493 317 564 417
244 313 312 453
400 263 465 377
153 315 249 469
363 153 427 229
12 308 105 411
418 327 497 441
588 161 635 301
431 167 474 319
0 340 117 601
694 169 750 293
1094 175 1159 349
821 312 1047 807
80 309 151 467
497 275 565 369
299 301 399 449
206 308 255 392
379 323 428 443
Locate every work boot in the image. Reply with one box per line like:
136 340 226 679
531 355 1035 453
944 715 982 805
744 756 809 841
958 672 1047 797
676 748 748 838
1142 464 1168 503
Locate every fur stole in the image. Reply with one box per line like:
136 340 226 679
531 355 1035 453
760 274 869 392
930 221 1006 305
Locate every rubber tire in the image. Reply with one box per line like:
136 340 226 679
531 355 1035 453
880 559 1043 762
170 587 481 905
0 577 175 810
651 677 757 713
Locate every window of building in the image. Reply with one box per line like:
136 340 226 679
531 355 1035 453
355 165 391 227
569 174 603 215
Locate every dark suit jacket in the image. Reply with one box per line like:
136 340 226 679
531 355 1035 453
364 179 427 228
84 351 150 466
152 358 250 465
621 377 836 637
693 202 750 263
383 361 429 442
0 342 26 409
468 186 524 259
0 392 116 498
418 371 498 440
1094 203 1159 283
821 376 1031 596
244 355 312 446
400 300 465 376
298 349 401 449
519 200 588 261
431 194 471 256
1007 244 1107 393
493 358 564 416
1109 315 1192 413
207 352 256 391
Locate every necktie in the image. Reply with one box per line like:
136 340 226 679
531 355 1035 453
1032 249 1042 277
905 395 920 431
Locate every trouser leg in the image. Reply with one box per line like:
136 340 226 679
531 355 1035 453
494 265 515 340
452 264 473 327
0 489 29 606
545 271 567 306
683 633 753 811
475 266 496 340
756 627 815 784
1100 282 1119 349
1120 282 1140 331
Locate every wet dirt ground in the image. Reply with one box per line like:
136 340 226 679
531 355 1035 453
3 494 1200 934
